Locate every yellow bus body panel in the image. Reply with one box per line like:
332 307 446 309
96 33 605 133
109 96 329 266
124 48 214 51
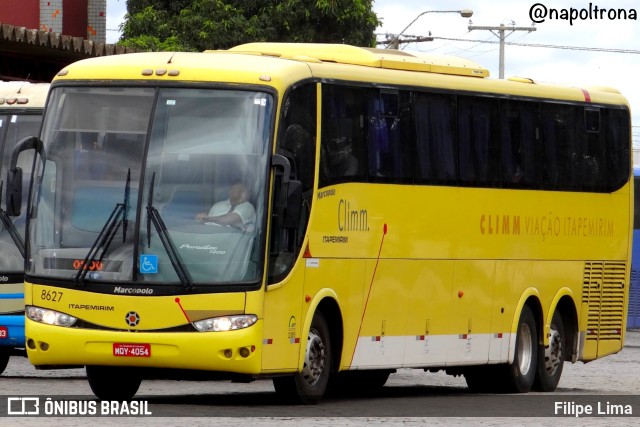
306 181 629 366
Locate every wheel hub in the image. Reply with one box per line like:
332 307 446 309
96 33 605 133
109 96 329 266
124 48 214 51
301 328 326 386
518 323 533 375
544 327 563 375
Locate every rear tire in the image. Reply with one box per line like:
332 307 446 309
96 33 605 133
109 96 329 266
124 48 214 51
468 305 537 393
86 366 142 400
273 311 331 404
502 305 538 393
533 311 565 391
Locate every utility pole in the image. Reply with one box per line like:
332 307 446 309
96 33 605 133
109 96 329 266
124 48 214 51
467 23 536 78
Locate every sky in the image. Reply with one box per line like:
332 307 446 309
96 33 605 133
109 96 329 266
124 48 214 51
105 0 640 144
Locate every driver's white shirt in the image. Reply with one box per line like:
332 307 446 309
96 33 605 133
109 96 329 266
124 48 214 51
207 199 256 228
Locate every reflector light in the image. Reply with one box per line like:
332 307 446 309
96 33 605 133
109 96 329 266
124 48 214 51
17 98 28 104
141 69 153 76
6 98 16 105
303 243 312 258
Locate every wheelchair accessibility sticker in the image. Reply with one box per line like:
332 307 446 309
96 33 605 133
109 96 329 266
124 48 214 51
140 255 158 274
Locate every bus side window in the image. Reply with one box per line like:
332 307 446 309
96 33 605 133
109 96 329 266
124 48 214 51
458 96 500 187
319 85 365 187
500 101 541 189
583 108 605 191
280 84 316 193
541 105 582 191
414 92 457 185
269 83 317 282
604 108 631 192
366 89 412 182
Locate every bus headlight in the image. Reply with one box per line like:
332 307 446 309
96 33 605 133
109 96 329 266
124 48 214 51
26 306 77 327
192 314 257 332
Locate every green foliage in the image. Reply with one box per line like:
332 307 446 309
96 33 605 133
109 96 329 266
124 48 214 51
121 0 380 51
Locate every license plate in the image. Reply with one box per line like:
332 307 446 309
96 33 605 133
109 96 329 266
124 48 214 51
0 327 7 339
113 343 150 357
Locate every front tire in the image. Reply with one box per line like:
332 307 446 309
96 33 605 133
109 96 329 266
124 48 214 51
273 311 331 404
86 366 142 400
533 311 565 391
0 349 10 375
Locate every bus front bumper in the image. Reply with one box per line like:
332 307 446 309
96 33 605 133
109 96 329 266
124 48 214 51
25 318 263 374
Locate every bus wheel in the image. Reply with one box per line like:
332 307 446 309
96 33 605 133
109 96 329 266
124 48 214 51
504 305 537 393
86 366 142 400
533 311 565 391
0 349 10 375
273 311 331 404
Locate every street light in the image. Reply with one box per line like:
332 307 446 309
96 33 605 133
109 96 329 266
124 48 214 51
385 9 473 49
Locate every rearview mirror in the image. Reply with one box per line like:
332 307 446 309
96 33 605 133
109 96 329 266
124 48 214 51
5 167 22 216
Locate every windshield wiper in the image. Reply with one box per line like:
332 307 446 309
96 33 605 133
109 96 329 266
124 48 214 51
0 181 25 258
146 172 194 290
75 169 131 285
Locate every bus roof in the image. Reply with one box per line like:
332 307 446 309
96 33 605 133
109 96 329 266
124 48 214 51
0 81 49 108
52 43 628 107
227 43 490 78
53 51 314 92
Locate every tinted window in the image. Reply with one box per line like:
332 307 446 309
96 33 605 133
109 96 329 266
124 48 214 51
500 101 540 188
366 90 412 182
541 105 582 191
414 93 456 184
318 84 630 194
458 96 499 187
320 85 365 187
604 108 630 191
281 84 317 193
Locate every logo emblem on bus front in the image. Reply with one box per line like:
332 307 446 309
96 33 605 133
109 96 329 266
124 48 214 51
125 311 140 327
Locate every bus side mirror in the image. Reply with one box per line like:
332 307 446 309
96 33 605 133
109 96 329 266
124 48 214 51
271 153 302 229
5 167 22 217
282 180 302 229
5 136 46 217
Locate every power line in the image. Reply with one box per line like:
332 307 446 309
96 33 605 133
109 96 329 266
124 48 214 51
432 36 640 55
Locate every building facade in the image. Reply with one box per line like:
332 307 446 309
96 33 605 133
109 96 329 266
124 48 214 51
0 0 106 43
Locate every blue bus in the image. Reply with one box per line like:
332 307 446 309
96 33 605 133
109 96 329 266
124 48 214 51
0 82 48 374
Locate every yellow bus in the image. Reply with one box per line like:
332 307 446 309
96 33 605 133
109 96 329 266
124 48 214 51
0 81 48 374
17 44 631 403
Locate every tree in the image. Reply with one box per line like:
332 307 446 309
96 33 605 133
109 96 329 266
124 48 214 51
120 0 380 51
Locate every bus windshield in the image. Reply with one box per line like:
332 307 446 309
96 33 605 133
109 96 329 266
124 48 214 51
28 86 273 287
0 113 40 272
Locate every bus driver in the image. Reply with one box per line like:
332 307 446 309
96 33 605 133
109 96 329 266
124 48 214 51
195 179 256 230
